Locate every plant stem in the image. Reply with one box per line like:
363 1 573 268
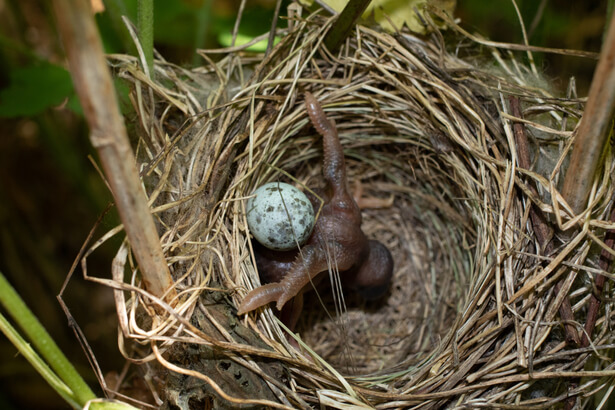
52 0 176 303
581 206 615 347
510 96 580 345
561 10 615 215
192 0 212 67
104 0 137 55
137 0 154 76
265 0 283 57
0 272 94 407
0 313 80 408
324 0 372 52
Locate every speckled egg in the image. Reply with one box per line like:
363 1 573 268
246 182 315 251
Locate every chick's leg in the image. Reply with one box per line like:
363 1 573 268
277 240 350 310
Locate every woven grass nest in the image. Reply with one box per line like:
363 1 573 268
103 6 615 409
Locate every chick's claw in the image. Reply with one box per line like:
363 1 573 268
236 283 284 315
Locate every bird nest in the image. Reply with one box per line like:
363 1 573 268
101 6 615 409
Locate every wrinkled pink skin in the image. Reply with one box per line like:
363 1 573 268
237 92 393 330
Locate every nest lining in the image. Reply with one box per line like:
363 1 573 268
102 7 615 410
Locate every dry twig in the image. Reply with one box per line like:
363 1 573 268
509 96 580 345
561 11 615 214
52 0 176 302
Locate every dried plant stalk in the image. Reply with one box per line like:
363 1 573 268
53 0 176 303
324 0 372 51
561 11 615 214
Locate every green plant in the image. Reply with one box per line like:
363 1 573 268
0 271 136 409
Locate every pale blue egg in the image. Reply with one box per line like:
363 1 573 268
247 182 315 250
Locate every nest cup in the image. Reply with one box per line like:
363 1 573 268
105 7 615 409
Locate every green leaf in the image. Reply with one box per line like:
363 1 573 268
0 62 75 118
217 32 280 52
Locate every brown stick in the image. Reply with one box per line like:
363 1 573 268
324 0 372 52
581 206 615 347
556 11 615 407
558 11 615 409
564 205 615 410
561 11 615 215
509 96 580 345
52 0 176 303
513 11 615 400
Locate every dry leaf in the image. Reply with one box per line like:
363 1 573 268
301 0 456 34
90 0 105 13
